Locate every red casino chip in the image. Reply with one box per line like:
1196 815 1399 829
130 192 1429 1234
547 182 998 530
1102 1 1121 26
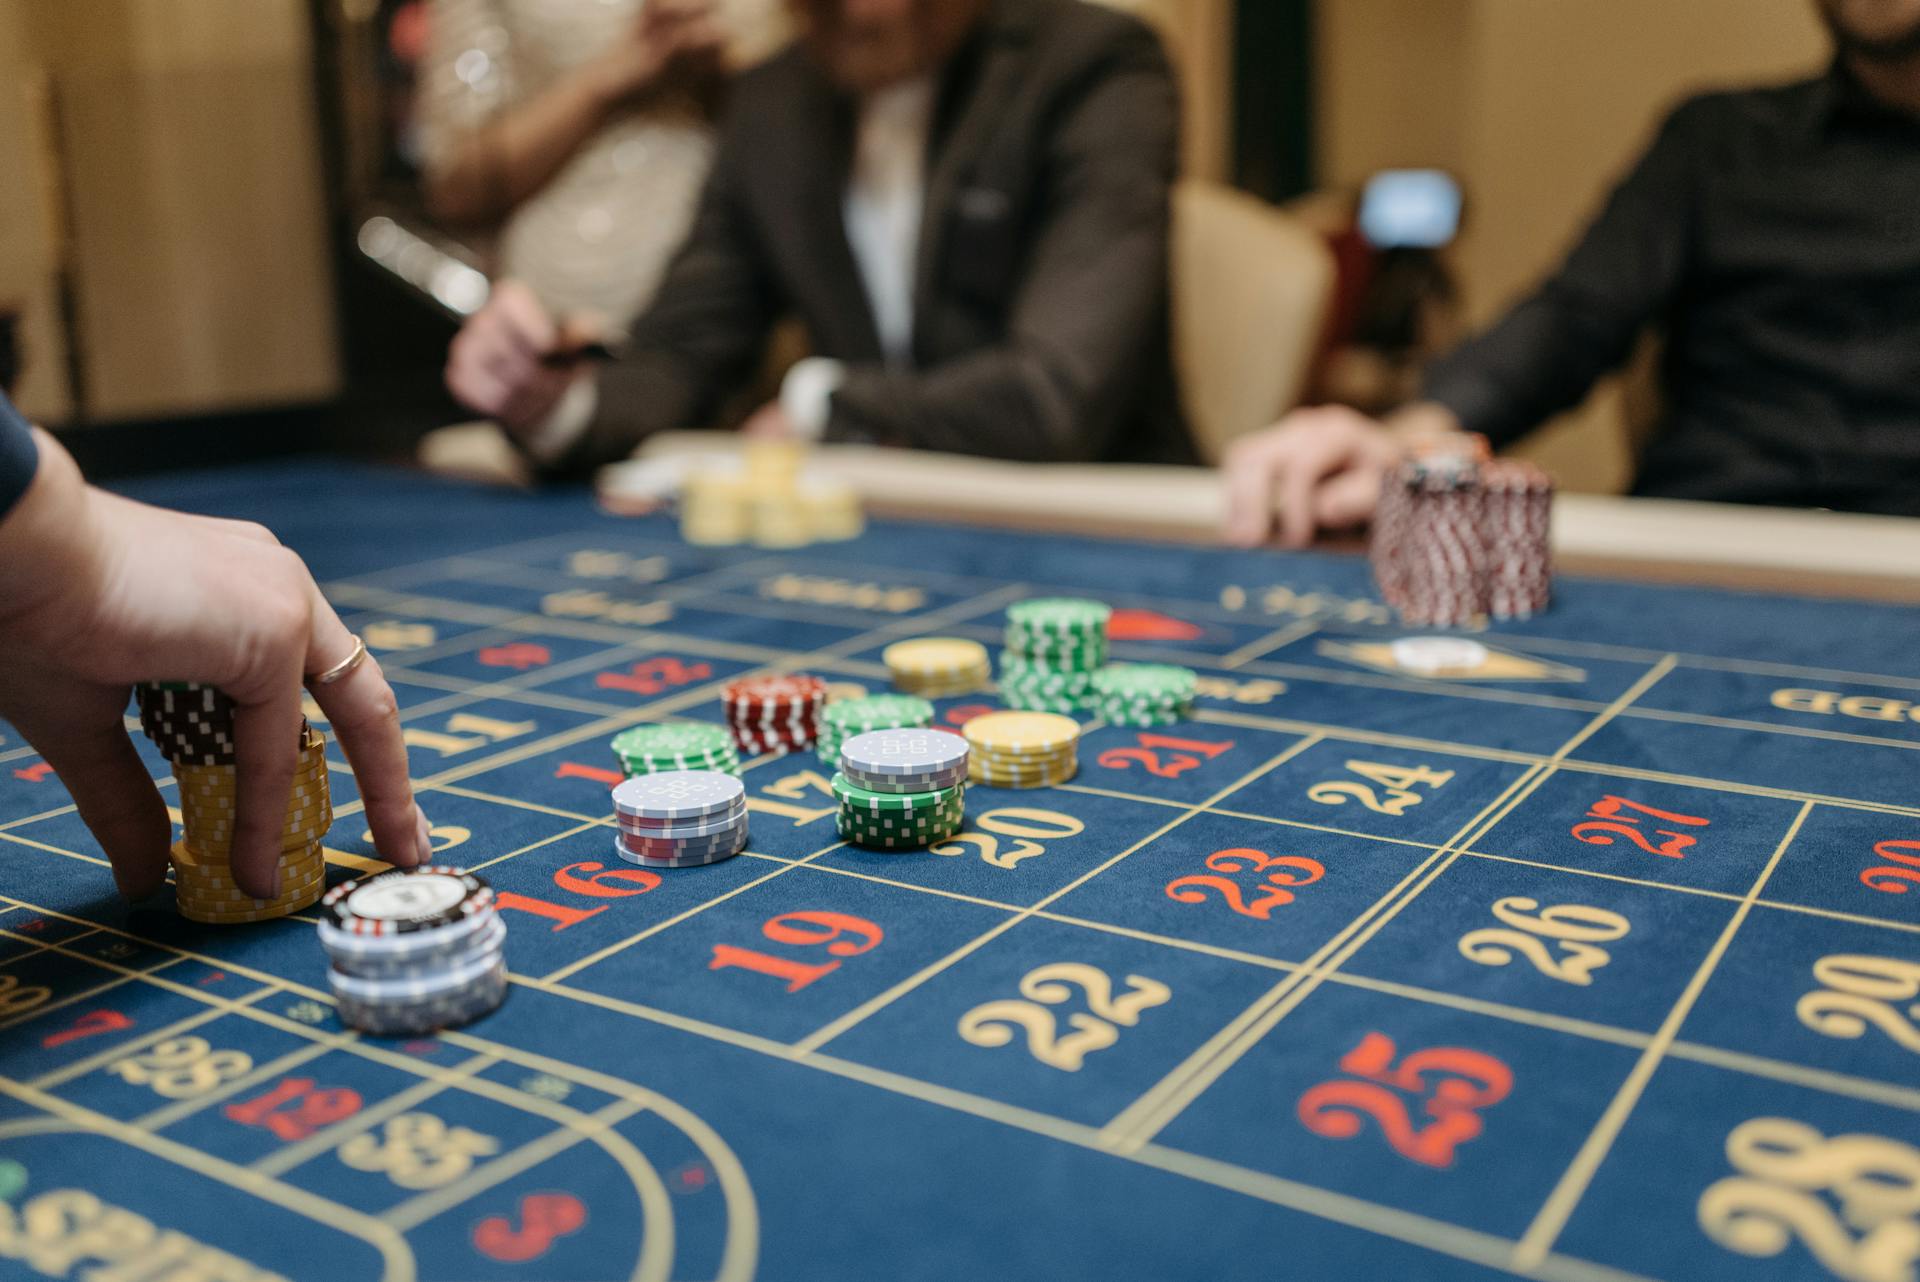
724 674 825 707
724 674 825 754
1482 458 1553 620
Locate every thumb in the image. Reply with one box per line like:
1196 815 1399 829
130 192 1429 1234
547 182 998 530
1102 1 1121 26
558 311 607 349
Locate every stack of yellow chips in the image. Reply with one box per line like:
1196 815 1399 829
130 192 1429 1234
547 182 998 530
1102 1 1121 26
680 442 864 549
962 711 1082 789
681 472 755 546
798 476 864 541
172 723 332 923
884 638 993 698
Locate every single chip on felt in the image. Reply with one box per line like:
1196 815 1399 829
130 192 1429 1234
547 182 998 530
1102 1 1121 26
1389 637 1490 675
883 638 991 675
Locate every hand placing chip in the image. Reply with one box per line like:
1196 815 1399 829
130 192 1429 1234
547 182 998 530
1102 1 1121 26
0 424 433 900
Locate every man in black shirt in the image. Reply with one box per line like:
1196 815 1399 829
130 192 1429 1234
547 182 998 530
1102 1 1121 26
1224 0 1920 547
0 393 432 898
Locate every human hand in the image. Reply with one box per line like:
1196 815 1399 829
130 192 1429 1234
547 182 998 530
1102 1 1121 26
740 400 798 441
0 434 433 899
446 281 599 442
590 0 727 105
1221 405 1411 549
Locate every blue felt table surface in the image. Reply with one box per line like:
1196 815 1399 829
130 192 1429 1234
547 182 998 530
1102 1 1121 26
0 458 1916 1282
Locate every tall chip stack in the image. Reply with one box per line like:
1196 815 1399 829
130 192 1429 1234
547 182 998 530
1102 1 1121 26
963 711 1081 789
136 682 333 924
612 770 750 867
833 728 969 849
1482 458 1555 620
1369 434 1554 627
816 694 936 769
679 442 864 548
319 867 508 1036
725 674 826 756
612 723 741 777
1091 664 1197 726
999 599 1110 713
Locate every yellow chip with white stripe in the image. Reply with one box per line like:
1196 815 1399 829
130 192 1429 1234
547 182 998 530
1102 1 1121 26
963 711 1081 756
884 638 991 676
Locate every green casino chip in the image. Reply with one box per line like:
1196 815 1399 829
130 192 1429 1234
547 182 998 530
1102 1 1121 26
1006 598 1111 637
613 723 733 759
822 694 936 732
835 794 965 827
1002 640 1107 668
1092 664 1197 699
830 772 964 812
1002 691 1088 714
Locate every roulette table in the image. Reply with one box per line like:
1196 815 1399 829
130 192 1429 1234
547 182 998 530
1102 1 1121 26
0 456 1917 1282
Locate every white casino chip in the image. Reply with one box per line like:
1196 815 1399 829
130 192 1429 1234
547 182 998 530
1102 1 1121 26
1390 637 1490 675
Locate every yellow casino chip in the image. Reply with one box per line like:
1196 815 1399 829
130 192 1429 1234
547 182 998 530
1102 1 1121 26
884 638 991 675
963 711 1081 756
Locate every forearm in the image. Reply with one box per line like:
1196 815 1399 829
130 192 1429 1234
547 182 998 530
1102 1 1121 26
1419 291 1637 448
1418 101 1698 449
0 396 37 517
829 349 1108 462
0 427 97 634
541 350 713 474
425 70 615 223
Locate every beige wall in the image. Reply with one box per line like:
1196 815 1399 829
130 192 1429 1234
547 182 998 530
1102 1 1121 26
1317 0 1828 492
0 0 68 422
0 0 339 426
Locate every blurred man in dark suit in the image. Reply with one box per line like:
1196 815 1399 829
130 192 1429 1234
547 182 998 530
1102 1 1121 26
1224 0 1920 546
448 0 1192 469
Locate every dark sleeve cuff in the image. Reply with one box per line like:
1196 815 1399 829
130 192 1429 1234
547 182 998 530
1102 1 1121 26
1419 362 1532 450
0 393 40 519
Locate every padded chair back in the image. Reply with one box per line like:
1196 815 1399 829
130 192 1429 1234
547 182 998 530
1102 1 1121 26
1172 179 1335 463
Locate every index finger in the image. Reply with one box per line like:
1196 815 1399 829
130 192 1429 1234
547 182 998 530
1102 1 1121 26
304 591 431 869
227 651 307 900
492 282 558 355
1276 433 1360 550
1221 434 1289 547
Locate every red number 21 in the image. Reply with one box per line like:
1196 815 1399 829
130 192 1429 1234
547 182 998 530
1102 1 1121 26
1097 734 1234 779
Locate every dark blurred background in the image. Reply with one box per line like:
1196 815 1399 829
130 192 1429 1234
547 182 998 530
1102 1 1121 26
0 0 1826 488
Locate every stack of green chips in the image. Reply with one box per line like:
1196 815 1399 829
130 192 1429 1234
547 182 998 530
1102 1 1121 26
999 598 1110 713
1090 663 1198 726
832 773 966 849
816 694 937 768
611 722 742 777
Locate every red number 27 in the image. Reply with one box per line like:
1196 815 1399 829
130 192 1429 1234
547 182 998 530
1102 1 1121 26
1570 794 1708 859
